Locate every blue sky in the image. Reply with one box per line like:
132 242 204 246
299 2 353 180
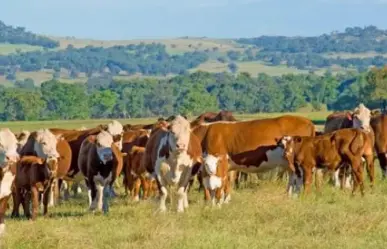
1 0 386 40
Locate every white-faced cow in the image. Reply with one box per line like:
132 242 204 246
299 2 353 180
78 130 126 213
0 128 20 236
143 115 202 213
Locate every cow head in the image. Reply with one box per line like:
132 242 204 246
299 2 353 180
167 115 191 154
352 103 371 132
276 136 301 173
106 120 124 151
0 128 19 176
33 129 62 174
96 130 114 165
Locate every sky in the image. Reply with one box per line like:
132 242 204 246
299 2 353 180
1 0 386 40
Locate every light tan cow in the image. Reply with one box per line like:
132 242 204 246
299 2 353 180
0 128 20 236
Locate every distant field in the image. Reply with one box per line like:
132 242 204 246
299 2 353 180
0 43 43 55
0 111 329 132
323 51 387 59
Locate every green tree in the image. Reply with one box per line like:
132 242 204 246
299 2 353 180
89 90 118 118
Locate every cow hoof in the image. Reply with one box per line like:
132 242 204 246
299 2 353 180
133 196 140 202
0 224 5 236
177 208 184 213
216 203 222 208
224 195 231 204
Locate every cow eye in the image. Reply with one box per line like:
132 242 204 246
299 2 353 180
42 142 47 145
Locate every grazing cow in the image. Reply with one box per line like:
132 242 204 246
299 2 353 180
143 115 202 212
123 119 170 133
78 131 127 213
190 110 237 129
323 104 374 188
191 115 316 200
125 146 157 201
0 128 20 236
278 128 372 196
12 156 57 220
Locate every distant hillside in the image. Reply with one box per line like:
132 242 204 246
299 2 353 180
0 21 386 85
0 21 59 48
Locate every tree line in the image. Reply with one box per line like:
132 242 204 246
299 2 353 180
0 43 209 78
0 21 59 48
1 67 386 121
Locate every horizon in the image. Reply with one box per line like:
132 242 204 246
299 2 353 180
1 0 387 40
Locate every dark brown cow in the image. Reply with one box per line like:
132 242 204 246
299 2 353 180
12 156 57 220
143 115 202 212
78 131 127 213
124 146 157 201
190 110 237 129
278 128 373 196
370 113 387 178
191 115 316 202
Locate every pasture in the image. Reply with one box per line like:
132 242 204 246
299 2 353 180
2 111 387 249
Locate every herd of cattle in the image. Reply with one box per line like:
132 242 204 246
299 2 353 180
1 104 387 236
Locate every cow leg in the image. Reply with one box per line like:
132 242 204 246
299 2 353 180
11 187 22 218
223 177 231 204
0 196 11 236
31 186 39 221
377 153 387 179
141 177 150 200
314 168 324 194
132 178 141 202
159 186 168 212
351 158 365 196
364 154 375 188
183 187 189 209
61 180 70 201
215 187 223 207
302 167 313 195
102 185 110 214
22 190 32 219
176 186 187 213
89 180 98 211
48 179 56 207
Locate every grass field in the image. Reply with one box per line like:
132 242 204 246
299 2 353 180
4 111 386 248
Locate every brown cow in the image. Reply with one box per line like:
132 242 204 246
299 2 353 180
191 115 316 200
190 110 237 129
143 115 202 212
12 156 57 220
121 129 150 196
370 113 387 178
278 128 372 196
0 128 20 236
323 103 374 188
78 131 127 213
125 146 157 201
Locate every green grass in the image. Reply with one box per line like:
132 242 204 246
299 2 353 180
0 43 43 55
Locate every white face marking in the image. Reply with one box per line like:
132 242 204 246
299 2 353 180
107 120 123 151
352 104 371 131
34 129 60 160
96 131 114 164
203 154 219 175
0 171 15 199
0 128 19 167
168 115 190 153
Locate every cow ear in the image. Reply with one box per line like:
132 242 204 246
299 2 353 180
55 134 63 141
196 157 203 164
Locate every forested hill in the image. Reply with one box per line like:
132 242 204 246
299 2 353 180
0 21 59 48
1 21 387 86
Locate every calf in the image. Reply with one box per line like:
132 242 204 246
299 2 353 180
78 131 126 213
201 154 231 206
278 128 371 196
143 115 202 213
0 128 20 236
125 146 157 201
12 156 57 220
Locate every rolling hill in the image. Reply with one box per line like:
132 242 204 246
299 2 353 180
0 21 386 85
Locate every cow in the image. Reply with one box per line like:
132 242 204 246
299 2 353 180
278 128 372 196
190 110 237 130
370 113 387 179
323 103 374 188
50 120 124 199
18 129 66 207
121 129 151 196
15 130 30 154
0 128 20 236
191 115 316 199
124 146 157 201
78 130 127 213
12 156 58 220
143 115 202 213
